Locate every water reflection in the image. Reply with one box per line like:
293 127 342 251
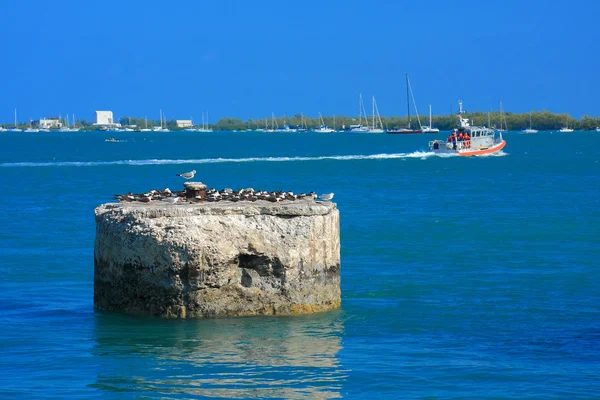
91 311 346 399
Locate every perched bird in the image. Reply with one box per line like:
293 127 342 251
161 195 180 204
176 169 196 180
318 193 334 202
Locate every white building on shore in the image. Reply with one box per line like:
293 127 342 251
39 118 63 129
175 119 193 128
93 111 121 128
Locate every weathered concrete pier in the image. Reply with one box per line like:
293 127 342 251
94 185 340 318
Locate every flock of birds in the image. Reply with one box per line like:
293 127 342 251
113 169 334 205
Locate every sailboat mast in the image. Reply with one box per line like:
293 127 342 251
14 108 17 127
359 93 362 125
429 104 432 128
406 74 411 129
372 96 375 129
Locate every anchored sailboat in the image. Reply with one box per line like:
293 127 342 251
522 112 538 134
559 115 574 132
8 108 22 132
349 93 370 132
387 74 423 134
369 96 385 133
314 112 334 133
421 105 440 133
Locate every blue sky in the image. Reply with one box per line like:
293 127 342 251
1 0 599 123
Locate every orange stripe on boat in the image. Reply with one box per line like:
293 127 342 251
458 140 506 157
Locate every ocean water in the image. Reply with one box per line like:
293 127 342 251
0 130 598 399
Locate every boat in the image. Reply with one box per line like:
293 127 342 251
496 102 508 132
387 74 423 134
596 127 600 132
140 117 152 132
276 115 297 132
197 111 213 132
369 96 385 133
559 116 574 132
314 112 335 133
522 112 538 134
421 105 440 133
24 119 39 133
428 100 506 156
349 94 370 132
152 109 170 132
8 108 22 132
297 113 308 132
265 113 277 132
105 137 118 142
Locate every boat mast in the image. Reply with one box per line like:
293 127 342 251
427 104 430 128
14 108 17 128
372 96 375 129
359 93 363 125
406 74 410 129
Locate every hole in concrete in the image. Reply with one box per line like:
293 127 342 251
238 254 283 278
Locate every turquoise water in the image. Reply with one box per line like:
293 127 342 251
1 130 599 398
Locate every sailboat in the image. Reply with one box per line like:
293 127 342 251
140 116 151 132
153 109 169 132
59 114 73 132
559 115 574 132
24 118 39 133
421 105 440 133
297 113 308 132
496 102 507 132
349 93 370 132
265 113 278 132
522 112 538 133
8 108 22 132
197 111 213 132
368 96 385 133
387 74 423 134
314 112 335 133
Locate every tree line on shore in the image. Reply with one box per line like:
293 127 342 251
3 111 599 131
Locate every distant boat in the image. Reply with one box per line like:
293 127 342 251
368 96 385 133
140 117 151 132
24 118 39 133
8 108 22 132
152 109 170 132
421 104 440 133
349 94 370 132
197 111 213 132
522 112 538 134
559 116 574 132
387 74 423 134
297 113 308 132
314 112 335 133
596 127 600 132
496 101 508 132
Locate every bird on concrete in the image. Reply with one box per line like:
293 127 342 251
176 169 196 180
318 193 334 202
161 195 180 205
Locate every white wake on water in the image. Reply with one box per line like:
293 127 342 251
0 151 461 168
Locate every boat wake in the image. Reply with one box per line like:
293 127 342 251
0 151 466 168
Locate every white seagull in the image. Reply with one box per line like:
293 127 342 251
318 193 334 202
176 169 196 180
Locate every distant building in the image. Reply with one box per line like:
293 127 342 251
95 111 113 125
176 119 193 128
93 110 121 128
39 118 62 129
